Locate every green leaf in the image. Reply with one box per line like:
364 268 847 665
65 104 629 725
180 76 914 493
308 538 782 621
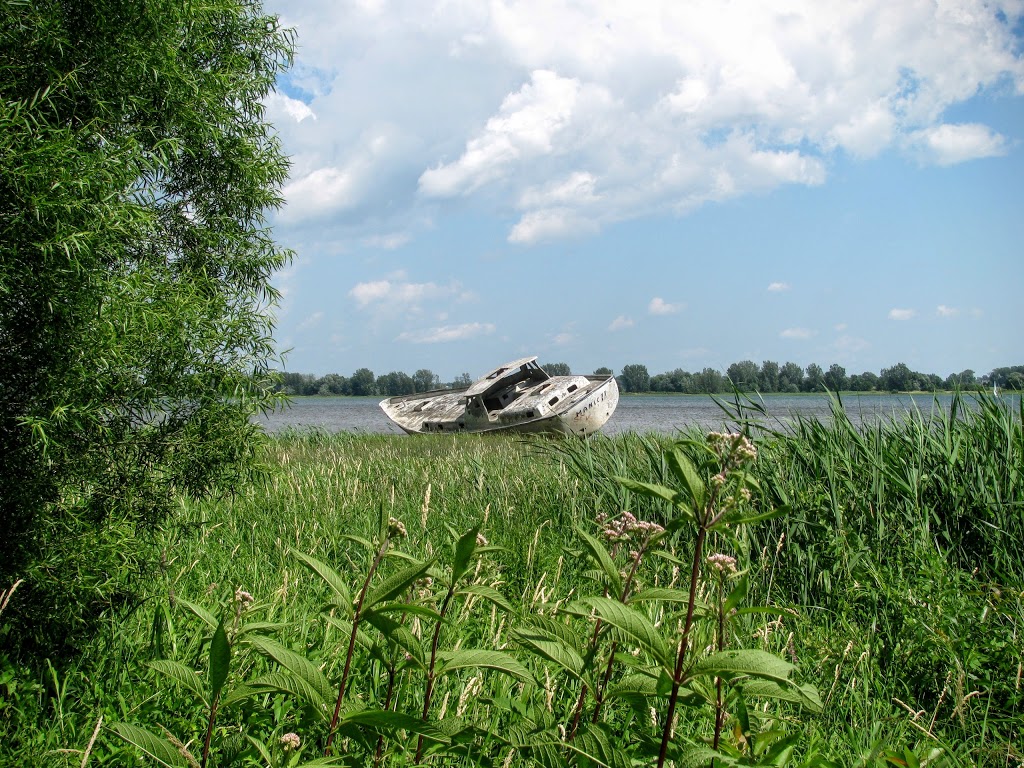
668 447 706 509
340 709 451 743
613 477 681 507
364 558 434 611
691 649 794 686
362 609 426 669
341 534 375 552
458 583 517 615
576 528 623 597
111 723 190 767
742 679 823 713
723 505 788 526
146 660 207 704
291 549 353 615
674 746 739 768
245 635 334 707
563 597 669 669
513 626 586 681
723 574 748 614
174 596 218 630
224 672 331 720
628 587 708 612
209 617 231 698
436 649 534 682
451 525 480 583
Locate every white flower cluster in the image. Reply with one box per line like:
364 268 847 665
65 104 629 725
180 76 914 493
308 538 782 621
388 516 408 540
280 732 301 751
706 553 738 575
707 432 758 464
597 511 665 543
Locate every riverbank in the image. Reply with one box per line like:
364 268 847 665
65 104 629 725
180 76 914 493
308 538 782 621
4 394 1021 765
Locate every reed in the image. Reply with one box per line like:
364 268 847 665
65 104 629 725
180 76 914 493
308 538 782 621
1 394 1020 766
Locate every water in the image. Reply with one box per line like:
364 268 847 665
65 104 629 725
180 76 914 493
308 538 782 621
257 392 1012 436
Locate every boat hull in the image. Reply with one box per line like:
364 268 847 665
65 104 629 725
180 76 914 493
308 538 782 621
380 360 619 436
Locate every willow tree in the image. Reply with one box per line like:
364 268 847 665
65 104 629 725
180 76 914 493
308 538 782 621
0 0 293 655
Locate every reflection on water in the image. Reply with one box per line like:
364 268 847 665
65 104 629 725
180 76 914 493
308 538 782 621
257 393 1017 436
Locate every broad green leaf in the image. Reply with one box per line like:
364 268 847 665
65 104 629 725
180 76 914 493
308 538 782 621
576 528 623 597
364 558 434 611
173 596 218 630
365 602 443 622
451 525 480 583
691 649 794 687
742 679 823 713
238 621 292 635
628 587 709 613
323 615 375 650
341 534 375 552
674 746 739 768
723 575 748 614
146 660 206 704
209 617 231 698
668 447 706 509
570 723 631 768
512 627 586 681
605 671 661 700
340 709 451 744
723 505 788 527
224 672 330 720
362 610 426 669
613 477 681 507
111 723 189 767
563 597 669 668
458 583 517 615
291 549 353 615
436 649 533 682
245 635 334 707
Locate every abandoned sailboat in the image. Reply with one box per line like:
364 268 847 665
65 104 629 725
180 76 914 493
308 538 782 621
380 357 619 436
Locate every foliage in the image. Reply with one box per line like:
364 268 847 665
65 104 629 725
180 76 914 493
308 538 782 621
279 362 1020 396
2 397 1021 766
0 0 293 657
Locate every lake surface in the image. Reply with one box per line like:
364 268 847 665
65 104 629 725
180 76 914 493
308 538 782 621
257 392 1016 436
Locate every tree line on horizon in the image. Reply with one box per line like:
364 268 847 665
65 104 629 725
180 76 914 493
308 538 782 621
276 362 1024 397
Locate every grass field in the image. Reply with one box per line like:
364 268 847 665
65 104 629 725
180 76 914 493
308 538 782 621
2 394 1021 767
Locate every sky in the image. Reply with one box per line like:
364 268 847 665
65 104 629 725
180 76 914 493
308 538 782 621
261 0 1024 383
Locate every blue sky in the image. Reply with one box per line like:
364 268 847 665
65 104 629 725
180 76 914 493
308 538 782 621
262 0 1023 382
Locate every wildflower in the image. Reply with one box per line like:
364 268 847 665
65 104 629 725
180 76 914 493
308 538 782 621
600 511 664 542
476 532 488 547
388 516 408 539
280 732 300 751
234 587 254 608
706 553 738 576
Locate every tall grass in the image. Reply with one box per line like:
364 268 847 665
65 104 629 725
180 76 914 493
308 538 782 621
1 395 1020 766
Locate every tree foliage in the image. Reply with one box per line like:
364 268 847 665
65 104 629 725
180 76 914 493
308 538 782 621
0 0 294 655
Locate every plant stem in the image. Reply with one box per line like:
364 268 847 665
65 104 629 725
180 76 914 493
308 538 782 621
657 524 707 768
713 576 726 750
326 538 388 755
201 693 219 768
415 584 456 764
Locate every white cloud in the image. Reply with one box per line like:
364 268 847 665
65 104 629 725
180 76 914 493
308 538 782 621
349 278 466 310
362 233 411 250
265 92 317 123
936 304 960 317
909 123 1008 166
551 332 574 345
297 311 324 331
396 322 496 343
767 281 790 292
648 297 684 315
609 315 634 331
888 308 916 320
780 327 814 339
834 322 847 332
267 0 1024 242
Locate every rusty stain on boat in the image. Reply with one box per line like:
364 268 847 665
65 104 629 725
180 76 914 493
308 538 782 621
379 357 619 435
